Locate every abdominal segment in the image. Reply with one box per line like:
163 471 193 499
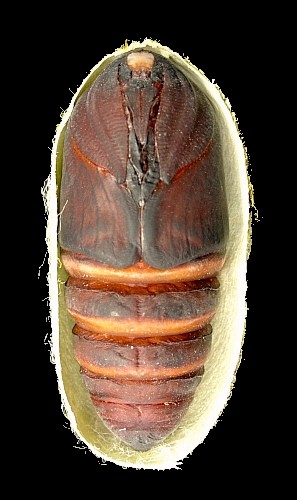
63 252 220 451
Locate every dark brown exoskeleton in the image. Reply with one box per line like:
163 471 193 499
59 50 229 451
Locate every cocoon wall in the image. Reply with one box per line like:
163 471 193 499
44 39 251 470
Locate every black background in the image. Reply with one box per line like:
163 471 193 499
26 12 276 487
